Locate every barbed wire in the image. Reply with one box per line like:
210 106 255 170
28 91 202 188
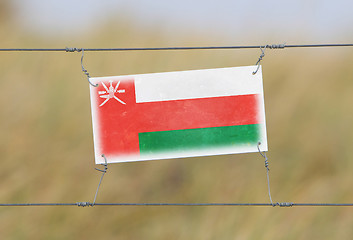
0 43 352 52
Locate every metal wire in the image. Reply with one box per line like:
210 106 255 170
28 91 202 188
1 202 353 207
0 43 353 52
257 142 273 205
92 154 108 205
80 49 98 87
0 203 78 206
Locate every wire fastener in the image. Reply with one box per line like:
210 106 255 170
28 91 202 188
92 154 109 206
76 202 93 207
252 46 267 75
257 142 274 205
80 49 98 87
65 47 82 52
276 202 294 207
252 43 285 75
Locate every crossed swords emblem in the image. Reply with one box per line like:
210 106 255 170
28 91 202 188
98 80 126 107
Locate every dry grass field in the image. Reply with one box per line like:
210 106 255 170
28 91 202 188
1 6 353 239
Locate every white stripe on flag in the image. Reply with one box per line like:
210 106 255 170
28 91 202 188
134 66 262 103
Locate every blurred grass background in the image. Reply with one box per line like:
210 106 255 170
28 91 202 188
1 1 353 239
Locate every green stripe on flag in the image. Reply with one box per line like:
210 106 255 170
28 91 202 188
139 124 259 154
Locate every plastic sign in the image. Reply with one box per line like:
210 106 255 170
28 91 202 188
89 66 267 164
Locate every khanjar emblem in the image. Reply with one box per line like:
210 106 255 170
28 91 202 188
98 80 126 107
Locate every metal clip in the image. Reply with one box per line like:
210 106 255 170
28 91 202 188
252 45 267 75
95 154 108 173
252 43 285 75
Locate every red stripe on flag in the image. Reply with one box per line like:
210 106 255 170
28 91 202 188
94 79 260 157
136 95 259 133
